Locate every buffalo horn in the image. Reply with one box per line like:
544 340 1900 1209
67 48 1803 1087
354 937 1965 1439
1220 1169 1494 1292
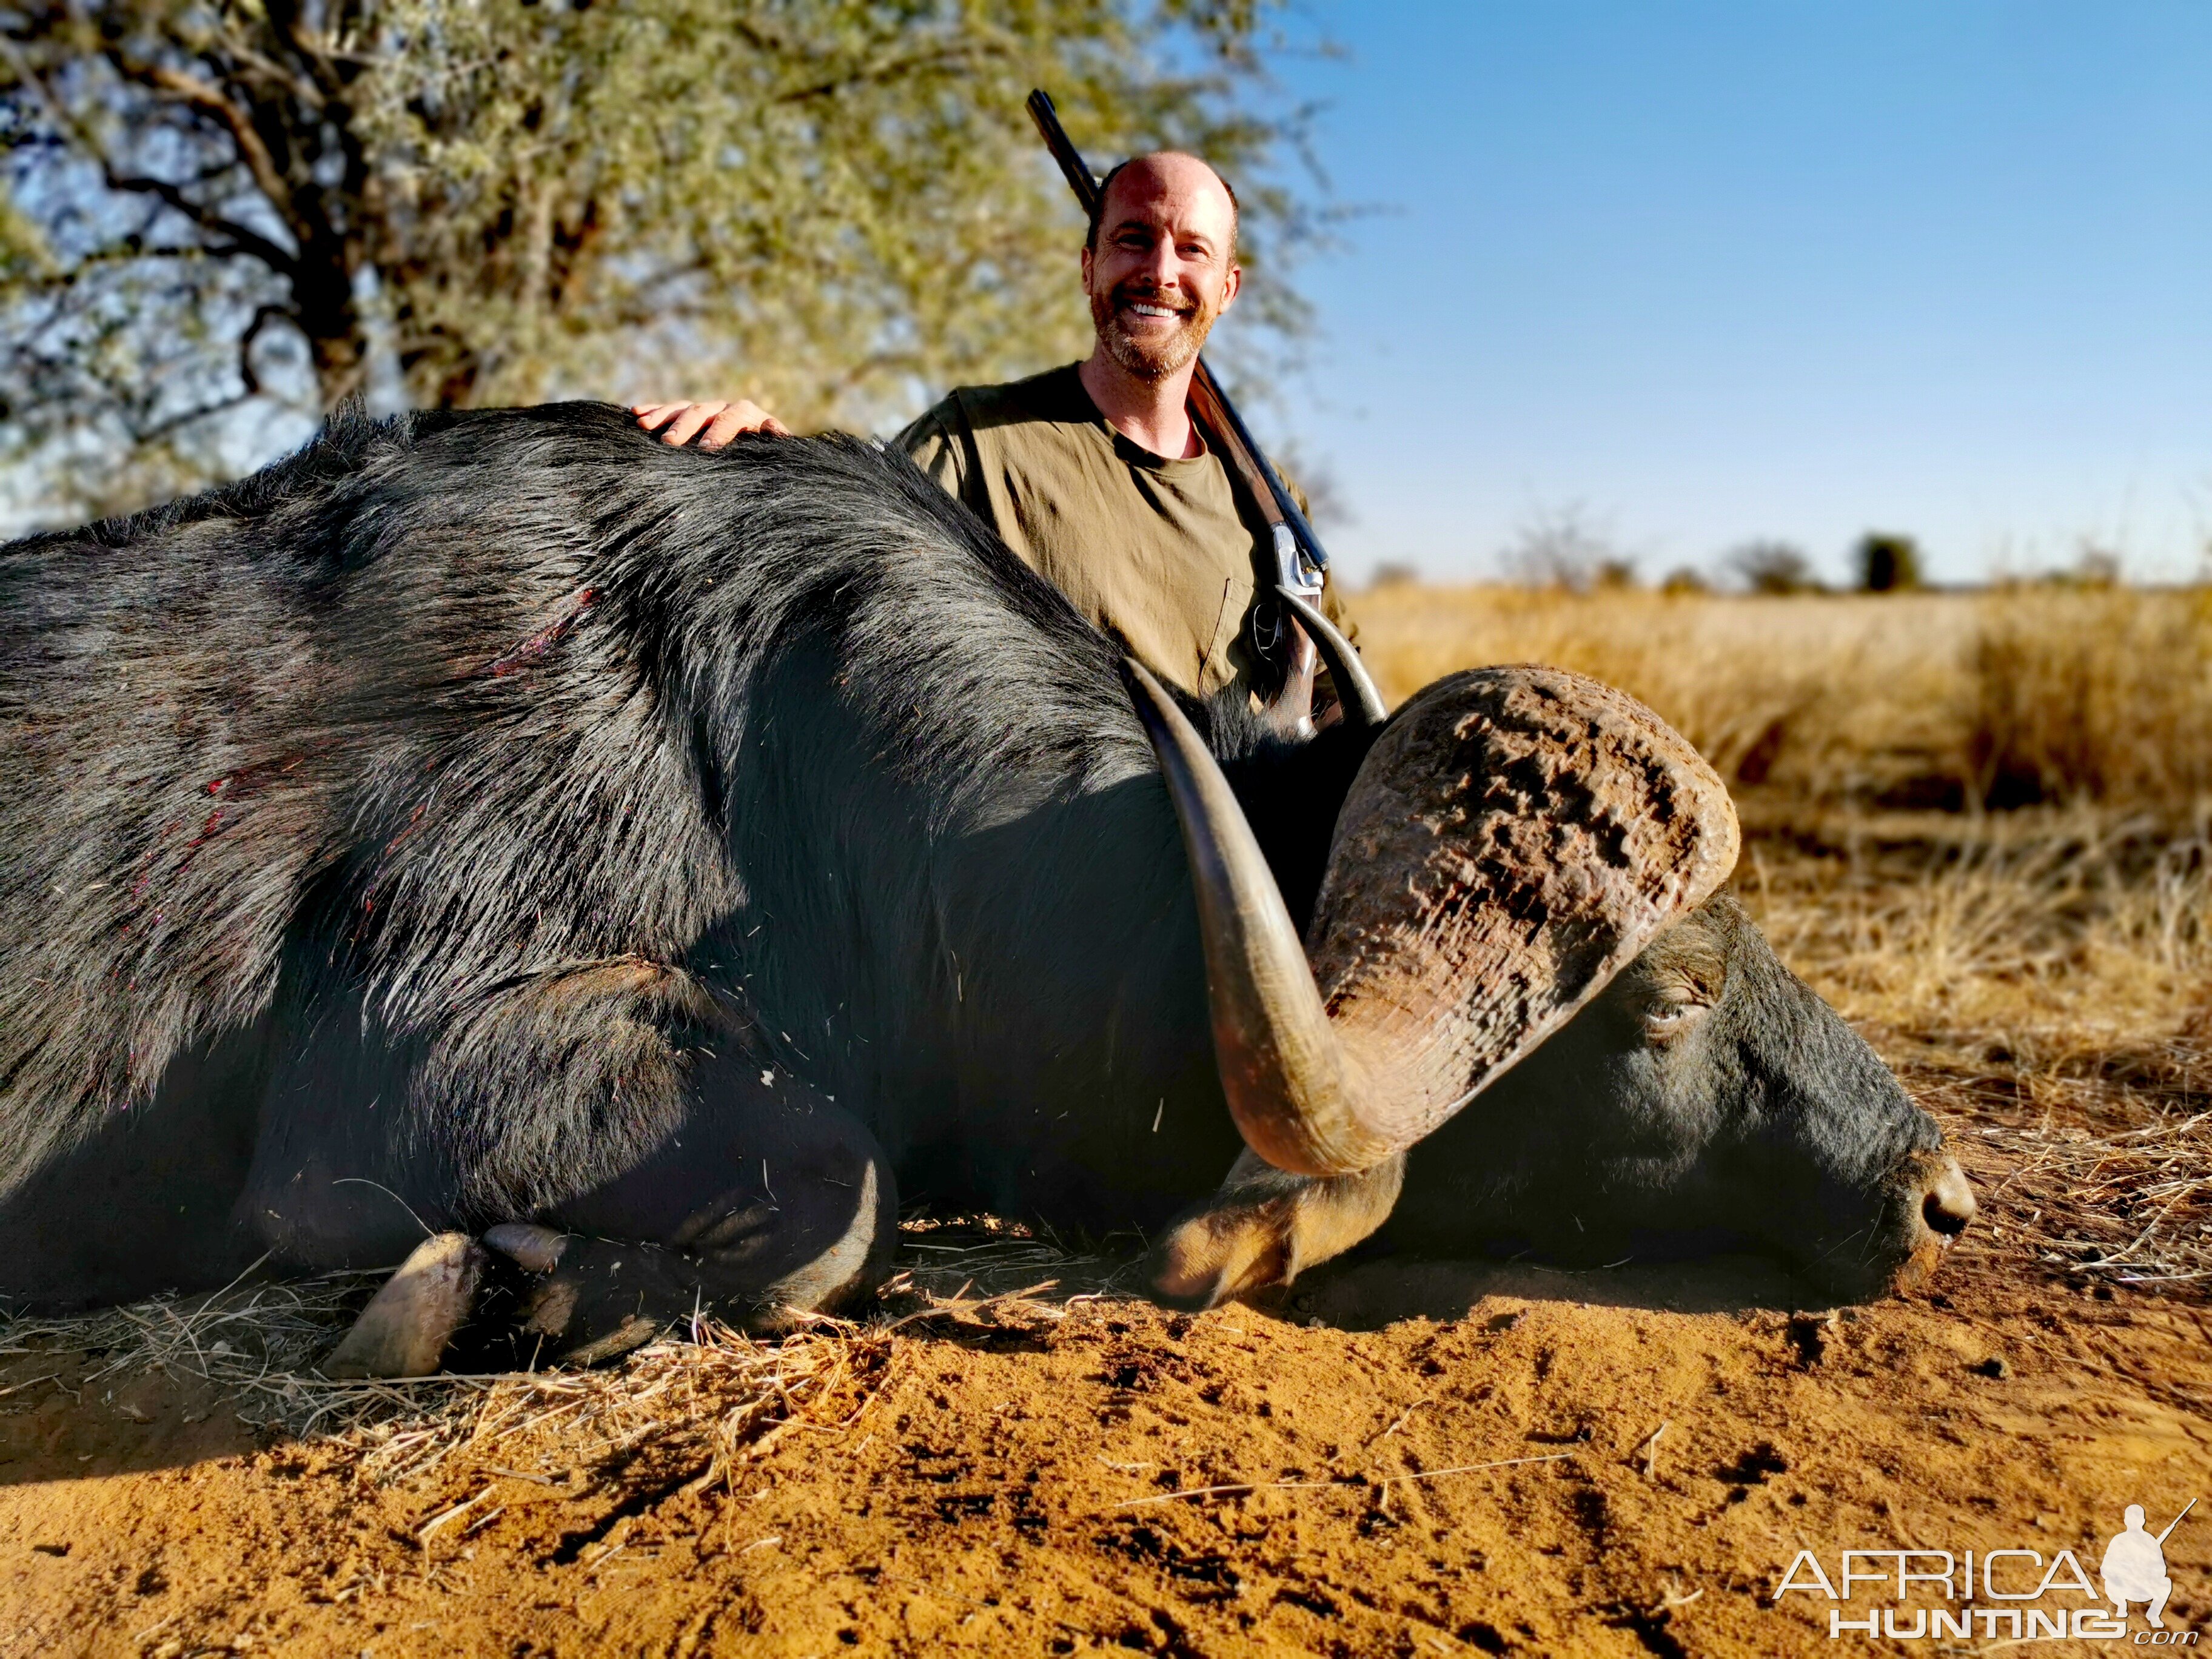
1122 661 1398 1176
1126 658 1740 1179
1302 666 1741 1148
1275 586 1388 731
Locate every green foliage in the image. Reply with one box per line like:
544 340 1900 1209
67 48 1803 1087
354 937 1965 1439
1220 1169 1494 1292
1 0 1308 522
1855 532 1923 592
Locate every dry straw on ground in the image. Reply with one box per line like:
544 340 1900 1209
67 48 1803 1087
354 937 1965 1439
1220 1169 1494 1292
0 1225 1134 1495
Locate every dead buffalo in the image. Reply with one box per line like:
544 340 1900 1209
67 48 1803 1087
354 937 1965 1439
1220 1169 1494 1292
0 404 1972 1370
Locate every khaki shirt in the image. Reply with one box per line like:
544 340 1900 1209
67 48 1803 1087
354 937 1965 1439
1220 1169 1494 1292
896 363 1354 699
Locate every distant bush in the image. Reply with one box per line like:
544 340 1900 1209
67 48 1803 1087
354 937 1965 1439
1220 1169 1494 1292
1366 561 1421 589
1727 540 1823 595
1501 503 1628 592
1857 533 1923 592
2039 548 2123 590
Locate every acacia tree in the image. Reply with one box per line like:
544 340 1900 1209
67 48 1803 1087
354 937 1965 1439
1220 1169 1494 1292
0 1 1310 520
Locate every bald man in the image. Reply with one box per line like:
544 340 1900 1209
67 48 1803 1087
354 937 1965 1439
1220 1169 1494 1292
636 151 1355 702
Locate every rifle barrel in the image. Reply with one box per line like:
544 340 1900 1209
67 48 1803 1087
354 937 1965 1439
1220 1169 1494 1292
1025 90 1101 215
2155 1496 2197 1545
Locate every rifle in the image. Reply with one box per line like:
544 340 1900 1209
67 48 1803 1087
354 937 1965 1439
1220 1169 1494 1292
2156 1498 2197 1546
1025 89 1327 615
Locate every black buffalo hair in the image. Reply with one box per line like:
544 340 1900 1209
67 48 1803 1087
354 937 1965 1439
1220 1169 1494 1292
0 403 1342 1243
1 402 1951 1313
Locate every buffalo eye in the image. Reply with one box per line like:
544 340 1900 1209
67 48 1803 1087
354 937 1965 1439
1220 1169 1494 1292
1641 989 1709 1044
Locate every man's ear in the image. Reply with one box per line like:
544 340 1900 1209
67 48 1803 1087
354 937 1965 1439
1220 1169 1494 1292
1219 260 1241 311
1081 241 1094 291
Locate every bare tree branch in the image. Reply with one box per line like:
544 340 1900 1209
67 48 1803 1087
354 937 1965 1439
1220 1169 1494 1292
93 161 298 276
1 35 300 276
133 61 298 213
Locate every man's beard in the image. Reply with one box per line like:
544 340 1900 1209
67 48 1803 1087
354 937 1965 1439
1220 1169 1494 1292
1090 282 1217 381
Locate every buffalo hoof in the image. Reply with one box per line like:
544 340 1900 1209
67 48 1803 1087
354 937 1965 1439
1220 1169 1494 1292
517 1237 690 1366
483 1222 569 1273
324 1232 486 1378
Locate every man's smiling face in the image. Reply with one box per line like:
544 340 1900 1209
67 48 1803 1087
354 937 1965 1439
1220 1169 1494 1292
1082 154 1242 383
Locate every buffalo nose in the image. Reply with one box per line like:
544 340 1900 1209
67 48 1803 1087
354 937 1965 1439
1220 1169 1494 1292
1920 1155 1976 1238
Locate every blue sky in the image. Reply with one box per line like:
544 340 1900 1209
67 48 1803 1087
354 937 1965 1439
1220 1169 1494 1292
1240 2 2212 585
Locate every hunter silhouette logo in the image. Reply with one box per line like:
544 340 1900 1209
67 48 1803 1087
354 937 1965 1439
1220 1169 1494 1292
1775 1496 2200 1643
2105 1501 2194 1631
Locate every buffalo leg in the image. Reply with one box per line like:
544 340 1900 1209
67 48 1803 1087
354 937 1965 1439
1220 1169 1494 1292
235 964 895 1367
1146 1147 1405 1310
488 1084 899 1361
0 1021 269 1310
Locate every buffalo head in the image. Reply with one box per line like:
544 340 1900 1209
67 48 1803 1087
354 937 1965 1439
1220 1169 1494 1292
1387 891 1974 1299
1133 609 1972 1305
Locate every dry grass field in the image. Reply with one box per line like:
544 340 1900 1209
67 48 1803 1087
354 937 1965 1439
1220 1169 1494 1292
1360 583 2212 1016
1358 583 2212 819
4 585 2209 1657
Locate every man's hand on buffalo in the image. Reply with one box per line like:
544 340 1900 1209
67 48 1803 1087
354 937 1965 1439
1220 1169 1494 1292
633 398 789 447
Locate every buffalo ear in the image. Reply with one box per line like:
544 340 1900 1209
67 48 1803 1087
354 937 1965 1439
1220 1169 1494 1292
1306 665 1739 1139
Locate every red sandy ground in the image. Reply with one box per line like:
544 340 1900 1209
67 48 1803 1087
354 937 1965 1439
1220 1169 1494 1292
4 1226 2209 1657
